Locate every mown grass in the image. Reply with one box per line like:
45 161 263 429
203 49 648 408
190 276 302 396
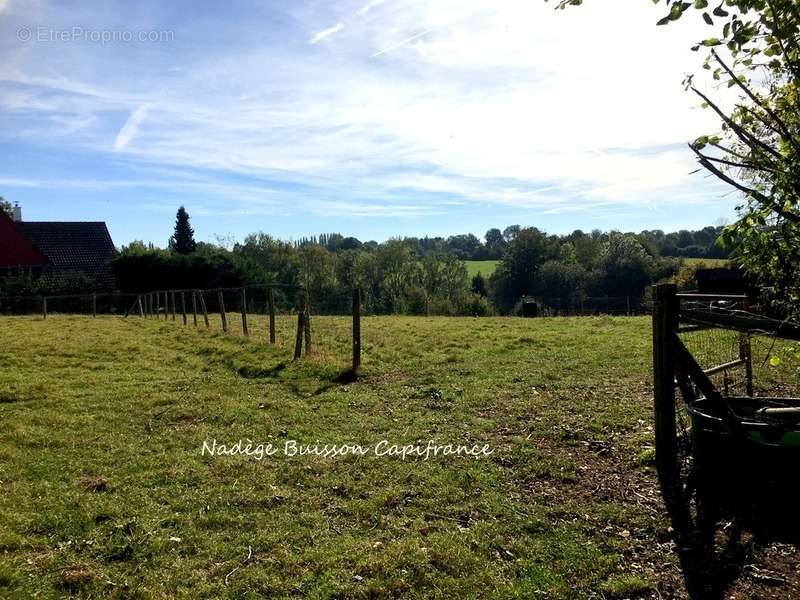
681 258 729 267
1 313 667 598
464 260 499 279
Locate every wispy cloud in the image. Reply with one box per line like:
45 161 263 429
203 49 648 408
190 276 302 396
0 0 738 239
113 104 151 150
370 23 450 58
309 22 344 44
356 0 385 16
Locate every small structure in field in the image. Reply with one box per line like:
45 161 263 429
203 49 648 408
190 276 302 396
521 296 539 318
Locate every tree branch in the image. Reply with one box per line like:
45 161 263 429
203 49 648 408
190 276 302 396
689 144 800 224
712 49 800 154
692 87 783 161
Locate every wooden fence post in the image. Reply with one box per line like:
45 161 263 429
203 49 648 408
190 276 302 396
138 295 144 318
352 287 362 371
218 290 228 332
92 293 97 318
294 309 305 360
626 296 631 316
162 291 168 320
180 292 187 325
240 287 249 337
198 291 210 328
268 287 276 344
303 289 312 355
652 283 678 475
191 291 198 326
741 297 754 397
170 291 176 321
42 296 47 320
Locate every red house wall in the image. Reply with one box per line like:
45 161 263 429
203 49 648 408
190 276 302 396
0 211 49 268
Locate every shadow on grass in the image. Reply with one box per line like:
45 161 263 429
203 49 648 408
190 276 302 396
659 441 800 598
310 368 361 396
237 362 287 379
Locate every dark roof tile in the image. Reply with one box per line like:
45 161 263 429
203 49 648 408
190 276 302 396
16 221 117 288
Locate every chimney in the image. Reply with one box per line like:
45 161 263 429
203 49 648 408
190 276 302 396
12 202 21 222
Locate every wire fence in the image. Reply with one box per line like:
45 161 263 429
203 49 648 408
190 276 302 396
523 295 647 317
0 284 364 372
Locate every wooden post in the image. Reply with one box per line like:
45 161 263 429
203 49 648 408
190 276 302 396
218 290 228 332
294 309 305 360
741 297 754 397
303 289 312 355
170 291 176 321
42 296 47 320
180 292 187 325
155 291 160 316
163 291 168 320
352 287 362 371
652 283 678 475
240 287 249 337
92 293 97 317
191 291 198 326
268 287 276 344
626 295 631 316
137 295 144 318
198 291 210 328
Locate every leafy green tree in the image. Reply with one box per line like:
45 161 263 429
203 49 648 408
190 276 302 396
595 234 655 298
490 227 557 312
0 197 12 218
533 260 588 300
169 206 197 254
471 272 488 297
484 228 505 259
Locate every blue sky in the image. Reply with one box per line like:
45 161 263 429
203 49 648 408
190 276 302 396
1 0 738 247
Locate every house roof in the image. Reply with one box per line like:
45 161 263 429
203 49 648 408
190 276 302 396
15 221 117 287
0 211 49 268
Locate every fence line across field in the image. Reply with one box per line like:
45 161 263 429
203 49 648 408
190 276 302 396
12 283 364 371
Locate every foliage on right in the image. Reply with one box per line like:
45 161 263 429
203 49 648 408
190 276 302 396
557 0 800 316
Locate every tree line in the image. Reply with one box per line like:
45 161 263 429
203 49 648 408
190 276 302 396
288 225 729 262
0 205 728 314
98 207 705 316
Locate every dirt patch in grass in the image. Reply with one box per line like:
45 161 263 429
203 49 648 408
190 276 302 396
79 476 109 493
516 427 800 599
58 565 94 590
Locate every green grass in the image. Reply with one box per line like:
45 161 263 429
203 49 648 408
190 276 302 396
0 314 680 597
464 260 499 279
681 258 730 267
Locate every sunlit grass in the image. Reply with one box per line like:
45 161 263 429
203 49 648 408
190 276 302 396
1 314 665 598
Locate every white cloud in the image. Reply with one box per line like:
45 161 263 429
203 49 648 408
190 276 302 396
0 0 740 221
113 104 150 150
309 22 344 44
356 0 385 16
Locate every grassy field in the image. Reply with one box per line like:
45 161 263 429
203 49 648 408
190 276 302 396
681 258 730 267
464 260 499 279
0 314 796 598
